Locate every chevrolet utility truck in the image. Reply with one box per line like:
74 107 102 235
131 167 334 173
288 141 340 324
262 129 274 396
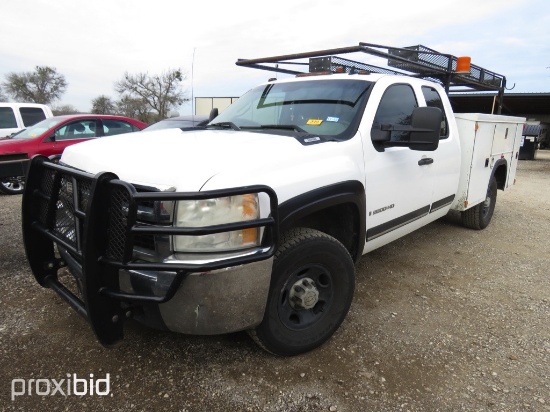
22 42 524 356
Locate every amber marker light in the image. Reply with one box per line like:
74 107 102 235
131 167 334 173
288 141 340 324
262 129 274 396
456 56 471 74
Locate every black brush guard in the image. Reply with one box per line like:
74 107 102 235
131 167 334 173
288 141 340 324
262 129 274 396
22 155 278 346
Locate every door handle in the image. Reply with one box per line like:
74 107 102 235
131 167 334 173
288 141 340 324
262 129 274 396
418 158 434 166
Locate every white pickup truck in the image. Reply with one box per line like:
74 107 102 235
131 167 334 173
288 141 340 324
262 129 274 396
22 43 524 356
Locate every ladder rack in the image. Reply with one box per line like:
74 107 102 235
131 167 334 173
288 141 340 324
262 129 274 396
236 42 507 113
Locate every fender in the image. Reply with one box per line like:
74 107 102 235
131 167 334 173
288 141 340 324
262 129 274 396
278 180 366 262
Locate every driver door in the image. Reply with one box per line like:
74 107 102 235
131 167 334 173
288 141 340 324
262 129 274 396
363 83 436 248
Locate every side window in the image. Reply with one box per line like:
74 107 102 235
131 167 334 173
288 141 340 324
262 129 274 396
19 107 47 127
0 107 18 129
102 120 134 136
421 86 448 139
55 120 97 141
371 84 418 143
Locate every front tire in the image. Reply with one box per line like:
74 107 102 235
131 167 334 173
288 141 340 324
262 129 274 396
461 176 497 230
250 228 355 356
0 177 25 195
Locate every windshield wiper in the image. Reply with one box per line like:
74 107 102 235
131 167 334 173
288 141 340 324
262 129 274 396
209 122 241 131
260 124 309 134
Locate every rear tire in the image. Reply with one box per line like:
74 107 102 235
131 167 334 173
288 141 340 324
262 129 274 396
249 227 355 356
461 176 497 230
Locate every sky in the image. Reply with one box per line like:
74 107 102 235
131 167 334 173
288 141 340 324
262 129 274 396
1 0 549 115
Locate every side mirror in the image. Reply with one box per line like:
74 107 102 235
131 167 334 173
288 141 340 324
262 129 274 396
409 107 442 151
208 107 219 122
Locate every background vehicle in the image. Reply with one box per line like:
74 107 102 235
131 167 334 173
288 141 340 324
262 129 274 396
0 114 147 194
21 43 525 356
143 115 209 131
0 102 53 138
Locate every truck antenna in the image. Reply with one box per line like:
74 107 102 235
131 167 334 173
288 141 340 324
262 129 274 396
191 47 196 118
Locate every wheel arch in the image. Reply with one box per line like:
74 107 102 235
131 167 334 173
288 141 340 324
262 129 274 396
278 180 366 263
491 159 508 190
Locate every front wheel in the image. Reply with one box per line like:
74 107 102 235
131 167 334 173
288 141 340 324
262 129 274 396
461 176 497 230
249 228 355 356
0 177 25 195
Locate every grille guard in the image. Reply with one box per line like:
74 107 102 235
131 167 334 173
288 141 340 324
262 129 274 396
22 155 279 346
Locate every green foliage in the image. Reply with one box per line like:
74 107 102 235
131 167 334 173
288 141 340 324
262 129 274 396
0 85 7 102
115 95 156 123
51 104 79 115
3 66 67 104
91 95 116 114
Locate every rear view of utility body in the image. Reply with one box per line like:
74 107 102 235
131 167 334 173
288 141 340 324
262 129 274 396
21 42 524 356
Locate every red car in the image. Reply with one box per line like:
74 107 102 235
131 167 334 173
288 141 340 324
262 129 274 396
0 114 147 194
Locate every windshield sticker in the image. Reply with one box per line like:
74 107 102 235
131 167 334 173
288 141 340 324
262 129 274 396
326 116 339 122
306 119 323 126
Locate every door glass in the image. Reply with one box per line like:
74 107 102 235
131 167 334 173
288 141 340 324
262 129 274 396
0 107 17 128
102 120 134 136
371 84 418 143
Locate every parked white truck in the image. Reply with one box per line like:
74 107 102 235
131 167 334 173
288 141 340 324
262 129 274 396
22 43 524 356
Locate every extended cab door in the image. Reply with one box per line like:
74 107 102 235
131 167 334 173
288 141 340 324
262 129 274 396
419 85 460 214
361 79 458 252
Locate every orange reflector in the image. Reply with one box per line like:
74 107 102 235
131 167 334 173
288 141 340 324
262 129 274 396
242 228 258 244
464 200 469 208
456 56 471 74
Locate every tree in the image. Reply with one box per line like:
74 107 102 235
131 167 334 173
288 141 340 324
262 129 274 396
51 104 79 115
0 85 7 102
116 95 153 123
3 66 67 104
91 95 116 114
115 68 187 121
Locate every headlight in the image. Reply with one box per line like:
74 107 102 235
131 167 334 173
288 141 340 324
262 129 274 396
173 193 260 252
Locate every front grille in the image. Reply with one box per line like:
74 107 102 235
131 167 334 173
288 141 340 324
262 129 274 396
33 163 170 262
105 186 131 261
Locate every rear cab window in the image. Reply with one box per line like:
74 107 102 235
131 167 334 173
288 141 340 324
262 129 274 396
421 86 449 139
19 107 47 127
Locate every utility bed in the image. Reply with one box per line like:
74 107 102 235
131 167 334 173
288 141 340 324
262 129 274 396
452 113 524 211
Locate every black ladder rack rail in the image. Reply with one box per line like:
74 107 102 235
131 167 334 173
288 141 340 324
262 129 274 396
236 41 507 113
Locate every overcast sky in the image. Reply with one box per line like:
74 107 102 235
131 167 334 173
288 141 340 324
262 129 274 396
1 0 549 115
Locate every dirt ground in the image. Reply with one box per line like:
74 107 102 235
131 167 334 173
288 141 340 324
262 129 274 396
1 151 549 412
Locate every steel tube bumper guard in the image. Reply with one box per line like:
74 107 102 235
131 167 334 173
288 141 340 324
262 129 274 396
22 155 279 346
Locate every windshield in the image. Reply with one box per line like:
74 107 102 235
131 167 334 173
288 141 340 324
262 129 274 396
210 78 372 140
12 117 66 139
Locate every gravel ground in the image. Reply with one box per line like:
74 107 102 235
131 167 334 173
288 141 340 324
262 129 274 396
1 151 549 411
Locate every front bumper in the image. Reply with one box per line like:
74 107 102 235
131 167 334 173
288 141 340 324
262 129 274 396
22 155 278 346
0 154 28 179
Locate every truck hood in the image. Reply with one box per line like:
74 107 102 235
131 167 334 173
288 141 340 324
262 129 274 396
60 128 360 195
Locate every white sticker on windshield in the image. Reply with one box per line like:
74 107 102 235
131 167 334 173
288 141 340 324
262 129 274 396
326 116 339 122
